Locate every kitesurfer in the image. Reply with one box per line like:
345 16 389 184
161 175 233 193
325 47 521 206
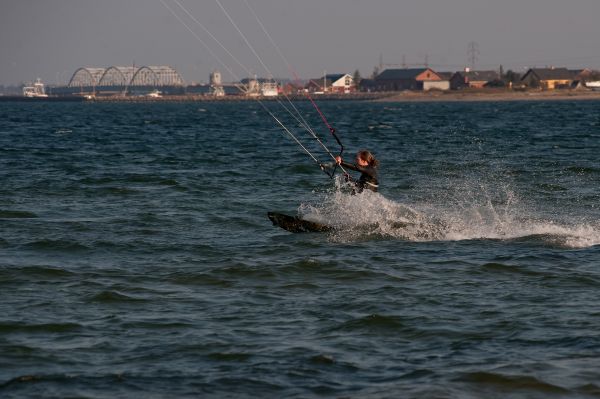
335 150 379 193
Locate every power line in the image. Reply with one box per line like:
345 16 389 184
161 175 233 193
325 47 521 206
468 41 479 69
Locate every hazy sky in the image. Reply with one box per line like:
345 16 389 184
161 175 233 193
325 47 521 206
2 0 600 85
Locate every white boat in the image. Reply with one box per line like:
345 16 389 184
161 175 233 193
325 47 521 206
261 82 278 97
585 81 600 90
146 89 162 98
23 78 49 97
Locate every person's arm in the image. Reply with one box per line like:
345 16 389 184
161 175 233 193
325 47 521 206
338 158 377 179
350 164 377 179
335 156 360 172
340 160 360 172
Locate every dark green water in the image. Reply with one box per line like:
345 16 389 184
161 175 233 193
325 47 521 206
1 100 600 398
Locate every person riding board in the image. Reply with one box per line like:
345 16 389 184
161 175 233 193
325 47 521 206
335 150 379 193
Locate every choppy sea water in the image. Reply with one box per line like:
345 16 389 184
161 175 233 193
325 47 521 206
1 100 599 398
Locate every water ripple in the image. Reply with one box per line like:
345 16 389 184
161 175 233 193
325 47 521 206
2 101 600 398
457 371 570 394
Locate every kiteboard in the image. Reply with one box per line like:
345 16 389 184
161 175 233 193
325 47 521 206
268 212 332 233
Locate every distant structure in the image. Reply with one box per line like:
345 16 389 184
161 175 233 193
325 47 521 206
451 69 500 89
54 65 185 96
468 42 480 70
237 77 279 97
209 70 224 97
373 68 445 91
520 67 577 89
306 74 354 93
22 78 48 97
261 81 278 96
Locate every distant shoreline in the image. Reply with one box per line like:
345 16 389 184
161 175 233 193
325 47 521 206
2 89 600 103
374 89 600 102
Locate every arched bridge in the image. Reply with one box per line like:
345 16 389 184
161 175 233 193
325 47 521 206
67 66 185 89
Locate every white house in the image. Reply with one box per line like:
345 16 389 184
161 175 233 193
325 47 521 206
306 73 354 93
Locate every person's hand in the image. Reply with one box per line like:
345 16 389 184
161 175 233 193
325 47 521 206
335 156 342 165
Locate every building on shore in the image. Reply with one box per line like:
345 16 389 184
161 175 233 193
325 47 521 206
450 69 501 89
520 68 577 89
238 77 280 97
209 70 225 97
372 68 445 91
306 74 354 93
280 82 304 95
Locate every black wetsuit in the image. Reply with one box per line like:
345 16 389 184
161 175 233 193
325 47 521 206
341 161 379 193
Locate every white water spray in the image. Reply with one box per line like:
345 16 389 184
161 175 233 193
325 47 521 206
298 177 600 248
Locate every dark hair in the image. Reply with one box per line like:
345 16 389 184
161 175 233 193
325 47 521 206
357 150 379 167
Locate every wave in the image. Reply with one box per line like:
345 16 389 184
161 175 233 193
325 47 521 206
0 265 74 279
87 290 148 303
330 314 406 333
76 176 185 193
207 352 252 362
0 210 38 219
566 166 599 175
309 354 336 365
457 371 569 394
0 375 43 389
0 322 82 334
535 183 567 192
278 258 383 280
23 239 91 252
118 321 194 330
479 262 548 277
0 372 128 390
298 179 600 248
100 186 139 195
166 272 233 288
